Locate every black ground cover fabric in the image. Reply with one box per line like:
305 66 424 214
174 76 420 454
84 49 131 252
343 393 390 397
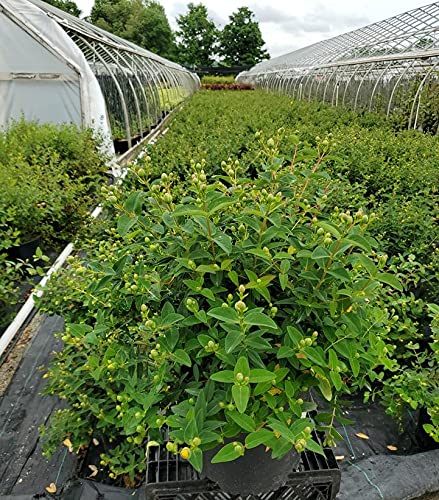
0 318 438 499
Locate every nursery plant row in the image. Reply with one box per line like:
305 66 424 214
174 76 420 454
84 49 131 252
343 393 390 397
0 121 110 331
34 90 438 487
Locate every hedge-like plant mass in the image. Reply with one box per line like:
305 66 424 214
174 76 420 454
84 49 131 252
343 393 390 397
37 91 438 485
0 120 109 326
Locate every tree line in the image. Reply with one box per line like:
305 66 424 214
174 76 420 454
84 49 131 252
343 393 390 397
42 0 270 67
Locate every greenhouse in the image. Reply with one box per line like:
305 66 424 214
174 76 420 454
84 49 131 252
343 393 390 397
0 0 199 152
238 2 439 132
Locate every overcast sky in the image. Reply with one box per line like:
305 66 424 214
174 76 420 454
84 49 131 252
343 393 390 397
75 0 432 57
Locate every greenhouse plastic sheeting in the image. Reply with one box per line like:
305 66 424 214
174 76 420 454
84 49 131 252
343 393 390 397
0 11 81 126
0 0 111 141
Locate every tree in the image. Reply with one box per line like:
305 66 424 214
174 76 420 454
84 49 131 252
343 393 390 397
219 7 269 67
90 0 130 35
125 1 176 59
42 0 81 16
176 3 218 68
90 0 176 59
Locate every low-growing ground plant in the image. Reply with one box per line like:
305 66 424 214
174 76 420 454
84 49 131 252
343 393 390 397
38 133 407 484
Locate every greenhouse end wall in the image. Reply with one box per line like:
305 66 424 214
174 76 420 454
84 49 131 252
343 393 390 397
0 0 199 154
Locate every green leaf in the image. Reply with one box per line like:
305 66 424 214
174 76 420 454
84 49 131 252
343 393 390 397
253 381 271 396
289 418 314 437
311 246 331 260
84 332 98 345
188 447 203 473
277 346 295 359
287 326 303 345
246 275 276 289
228 411 256 432
296 249 312 258
249 369 276 383
328 349 339 371
160 313 184 327
234 356 250 377
221 259 233 270
232 385 250 414
279 273 288 290
173 205 207 217
345 234 372 253
245 429 273 449
303 346 326 367
271 438 293 459
349 357 360 377
210 370 235 383
280 260 290 274
284 380 298 400
246 335 272 350
268 420 295 441
305 438 326 456
317 221 341 239
207 307 240 324
376 273 403 292
124 191 144 215
208 196 235 215
196 264 220 273
200 288 216 302
228 270 239 286
243 311 277 329
330 370 343 391
327 268 351 282
355 254 377 276
69 324 93 336
246 248 272 261
214 232 233 255
225 329 243 353
274 367 289 383
211 442 243 463
172 349 191 367
317 375 332 401
117 214 137 237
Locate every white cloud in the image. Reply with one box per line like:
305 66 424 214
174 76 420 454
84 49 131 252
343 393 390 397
75 0 432 57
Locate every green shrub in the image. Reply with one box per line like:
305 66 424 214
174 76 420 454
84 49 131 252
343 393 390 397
36 91 439 484
0 120 109 325
0 120 109 248
38 134 405 483
201 75 236 84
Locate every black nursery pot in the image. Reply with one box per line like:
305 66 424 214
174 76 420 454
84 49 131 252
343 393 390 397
9 237 40 260
202 439 300 496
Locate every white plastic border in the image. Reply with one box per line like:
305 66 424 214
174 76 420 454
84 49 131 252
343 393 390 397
0 109 176 360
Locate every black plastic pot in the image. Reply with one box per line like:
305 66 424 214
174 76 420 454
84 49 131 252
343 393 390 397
202 439 301 496
145 427 341 499
416 408 439 451
9 237 40 260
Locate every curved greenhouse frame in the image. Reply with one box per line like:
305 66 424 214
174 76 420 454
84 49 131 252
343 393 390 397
238 2 439 132
0 0 199 153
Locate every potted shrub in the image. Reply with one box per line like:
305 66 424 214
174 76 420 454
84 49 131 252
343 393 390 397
39 132 401 492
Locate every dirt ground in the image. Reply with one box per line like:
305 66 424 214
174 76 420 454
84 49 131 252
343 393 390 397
0 314 42 396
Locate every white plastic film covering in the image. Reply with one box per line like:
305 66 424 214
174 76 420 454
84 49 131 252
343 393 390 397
0 10 81 126
0 0 114 157
0 80 81 126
